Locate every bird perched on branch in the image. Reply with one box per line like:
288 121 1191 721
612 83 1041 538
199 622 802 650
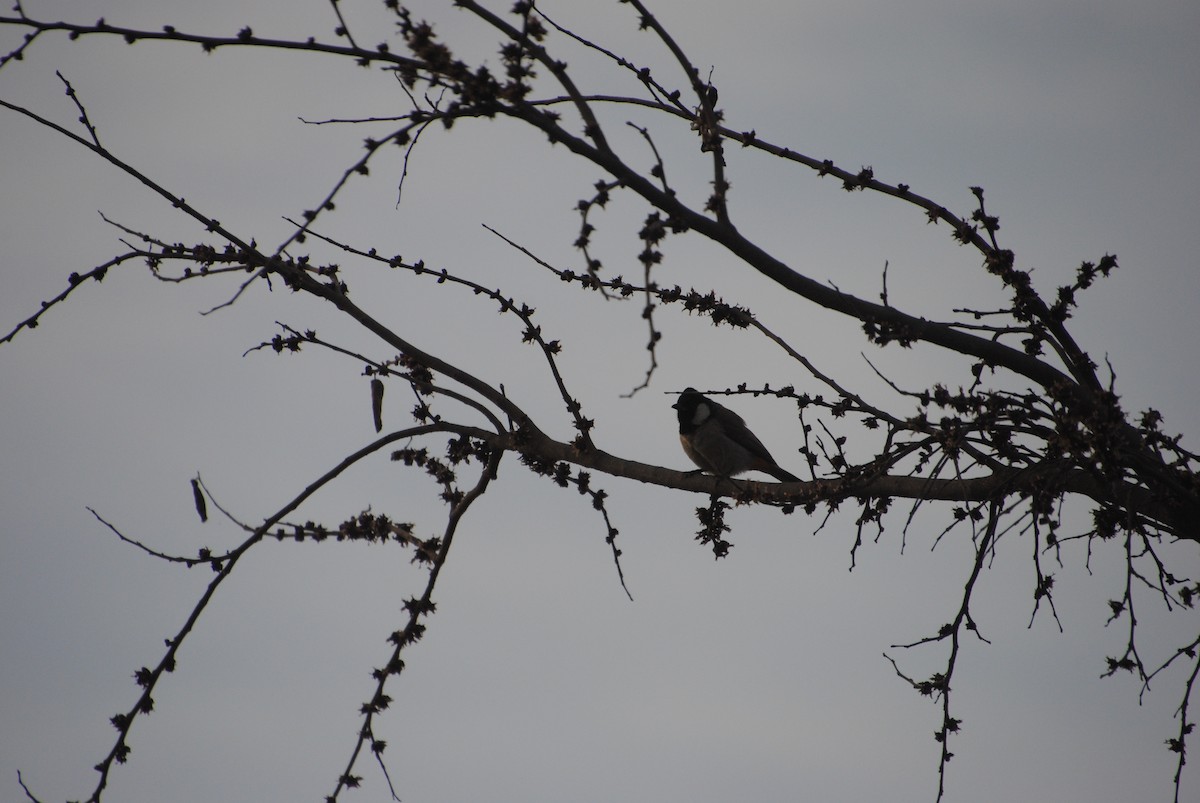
672 387 799 482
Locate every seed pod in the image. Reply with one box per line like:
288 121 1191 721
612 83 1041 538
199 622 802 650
371 378 385 433
191 478 208 523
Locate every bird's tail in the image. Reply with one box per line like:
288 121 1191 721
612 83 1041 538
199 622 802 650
768 465 800 483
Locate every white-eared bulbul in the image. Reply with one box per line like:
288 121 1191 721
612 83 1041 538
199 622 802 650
673 387 799 482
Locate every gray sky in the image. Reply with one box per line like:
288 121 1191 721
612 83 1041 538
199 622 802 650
2 1 1198 801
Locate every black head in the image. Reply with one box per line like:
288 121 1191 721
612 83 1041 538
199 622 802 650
672 387 710 431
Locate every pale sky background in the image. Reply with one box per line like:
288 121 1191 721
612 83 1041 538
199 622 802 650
2 2 1199 802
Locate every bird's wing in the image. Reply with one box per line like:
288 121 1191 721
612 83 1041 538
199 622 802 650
712 403 779 466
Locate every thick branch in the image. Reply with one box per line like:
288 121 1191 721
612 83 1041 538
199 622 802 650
499 105 1076 393
440 424 1189 539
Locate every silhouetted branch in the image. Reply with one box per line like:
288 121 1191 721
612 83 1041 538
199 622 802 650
2 4 1195 801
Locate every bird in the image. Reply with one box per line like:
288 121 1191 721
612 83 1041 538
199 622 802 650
672 387 799 482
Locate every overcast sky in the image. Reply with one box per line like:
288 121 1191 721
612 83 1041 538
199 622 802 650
2 1 1199 802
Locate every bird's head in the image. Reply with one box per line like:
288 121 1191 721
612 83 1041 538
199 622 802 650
672 387 710 427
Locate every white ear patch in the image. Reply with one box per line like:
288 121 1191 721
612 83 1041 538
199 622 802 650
691 402 710 426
